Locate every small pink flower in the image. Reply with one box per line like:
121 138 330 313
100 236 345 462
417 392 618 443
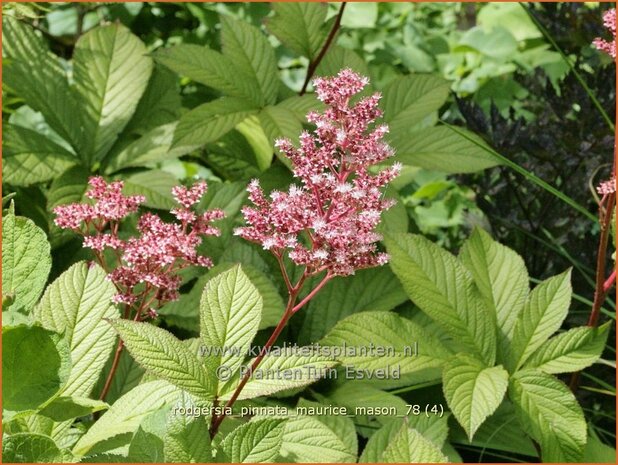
597 178 616 195
236 69 399 276
593 9 616 58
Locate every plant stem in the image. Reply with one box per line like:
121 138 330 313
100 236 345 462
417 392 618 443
209 291 298 438
98 340 124 402
300 2 347 95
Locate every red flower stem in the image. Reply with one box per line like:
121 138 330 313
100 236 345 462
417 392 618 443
603 269 616 293
299 2 347 96
570 191 615 391
292 272 333 313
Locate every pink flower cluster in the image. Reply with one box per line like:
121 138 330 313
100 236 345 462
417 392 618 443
597 177 616 196
235 69 400 276
54 177 223 309
593 8 616 58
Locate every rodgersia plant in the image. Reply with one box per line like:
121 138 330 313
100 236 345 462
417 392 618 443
54 177 224 399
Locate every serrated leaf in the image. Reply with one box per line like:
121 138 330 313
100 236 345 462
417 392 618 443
320 311 451 376
259 106 303 153
385 233 496 365
2 16 84 153
219 419 285 463
2 432 74 463
39 396 109 422
315 46 370 80
127 426 165 463
280 414 357 463
459 228 529 359
235 115 273 171
73 23 153 165
392 126 501 173
509 369 586 462
120 169 177 210
219 348 337 401
199 265 262 393
33 262 119 397
381 423 448 463
507 270 572 372
220 15 279 106
2 325 71 412
2 124 76 186
442 354 508 441
524 322 610 374
72 381 183 457
266 3 328 59
2 208 51 311
94 349 145 404
382 75 450 134
164 393 212 463
172 98 258 150
154 44 260 104
299 267 407 345
109 320 214 401
276 94 325 121
359 418 404 463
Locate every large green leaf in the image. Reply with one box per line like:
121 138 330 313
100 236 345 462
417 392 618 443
2 208 51 311
299 267 408 345
392 126 502 173
38 396 109 422
164 393 212 463
199 265 262 393
220 15 279 106
2 325 71 412
154 44 260 104
442 354 508 441
172 98 258 150
524 322 610 374
509 369 586 462
2 124 76 186
315 46 370 79
2 16 83 153
2 432 73 463
507 270 572 372
219 348 337 401
258 106 303 154
120 169 177 210
382 75 450 134
459 228 529 358
33 262 119 397
73 23 153 164
218 419 285 463
320 311 451 376
265 3 328 59
385 233 497 365
109 319 214 401
381 423 448 463
72 381 183 457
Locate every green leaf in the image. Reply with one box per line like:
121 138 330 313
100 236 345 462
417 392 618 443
280 413 357 463
219 348 337 401
219 419 285 463
47 165 90 211
381 423 448 463
172 98 258 150
2 433 73 463
258 106 303 153
220 15 279 106
382 75 450 134
164 393 212 463
235 115 273 171
94 349 145 405
73 23 153 164
442 354 508 441
2 208 51 311
109 319 214 401
459 228 529 357
266 3 328 59
33 262 119 397
154 44 260 104
106 123 193 173
507 270 572 372
127 426 165 463
509 369 586 462
320 311 451 376
392 126 502 173
2 124 76 186
2 325 71 412
315 46 370 79
120 169 177 210
299 267 407 345
72 381 183 457
2 16 84 153
199 265 262 393
276 94 325 121
524 322 610 374
359 419 404 463
39 396 109 422
385 233 496 365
